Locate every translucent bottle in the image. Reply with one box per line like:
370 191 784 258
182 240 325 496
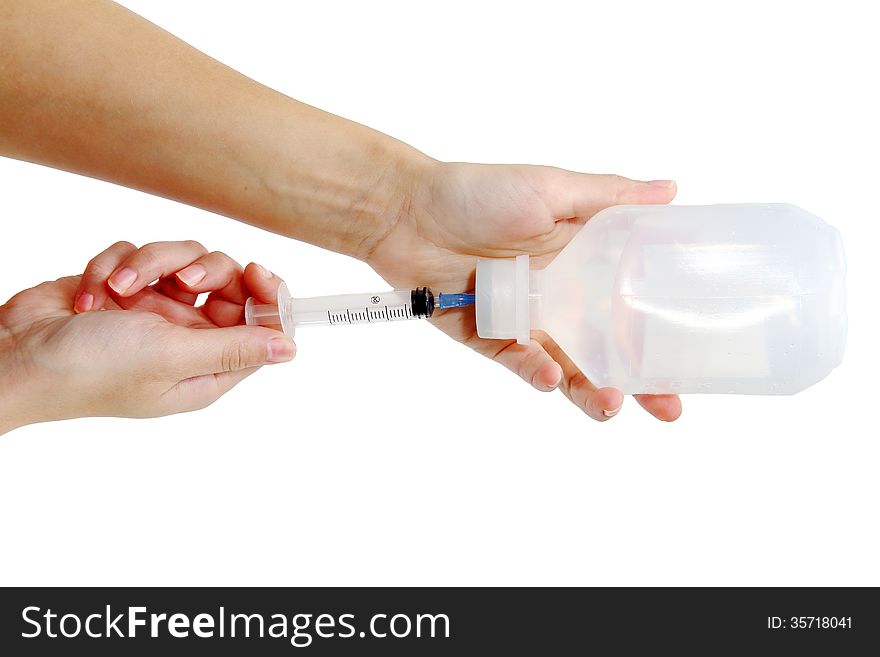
475 204 846 394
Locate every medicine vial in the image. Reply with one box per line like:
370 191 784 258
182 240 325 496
475 204 846 394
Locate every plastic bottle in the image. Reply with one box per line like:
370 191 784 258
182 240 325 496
475 204 846 394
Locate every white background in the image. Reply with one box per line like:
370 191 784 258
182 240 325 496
1 0 877 586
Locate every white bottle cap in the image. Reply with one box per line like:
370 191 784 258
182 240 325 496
475 254 531 345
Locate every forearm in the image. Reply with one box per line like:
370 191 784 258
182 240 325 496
0 0 432 258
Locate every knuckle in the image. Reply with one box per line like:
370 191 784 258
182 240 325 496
84 256 104 274
135 243 163 271
220 341 250 372
84 258 113 282
183 240 208 254
212 251 243 274
33 280 56 296
518 348 542 381
605 174 630 203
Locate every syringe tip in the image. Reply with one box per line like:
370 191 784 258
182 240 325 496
438 292 476 310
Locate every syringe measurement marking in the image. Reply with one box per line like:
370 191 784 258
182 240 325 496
326 304 416 325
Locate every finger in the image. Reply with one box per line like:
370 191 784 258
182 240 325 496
115 287 213 328
179 260 283 327
564 374 624 423
174 251 247 303
555 172 677 219
634 394 683 422
242 262 285 304
75 241 137 312
157 276 199 305
487 337 563 392
169 324 295 377
537 332 624 421
202 294 245 328
107 240 208 297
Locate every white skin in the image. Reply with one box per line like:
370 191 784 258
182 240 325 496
0 242 293 435
0 1 682 431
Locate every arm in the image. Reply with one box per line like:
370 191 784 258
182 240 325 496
0 0 426 257
1 0 680 421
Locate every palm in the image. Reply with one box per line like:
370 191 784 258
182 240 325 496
370 163 683 421
2 276 219 386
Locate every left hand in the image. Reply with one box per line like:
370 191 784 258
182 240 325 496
367 162 682 422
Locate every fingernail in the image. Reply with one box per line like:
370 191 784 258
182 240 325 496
257 264 274 279
266 337 296 363
603 406 622 418
646 179 676 188
74 291 94 313
108 267 137 294
176 264 207 287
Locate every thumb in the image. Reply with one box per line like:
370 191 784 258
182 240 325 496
170 325 296 377
556 172 677 219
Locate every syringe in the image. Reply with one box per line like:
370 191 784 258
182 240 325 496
245 283 475 336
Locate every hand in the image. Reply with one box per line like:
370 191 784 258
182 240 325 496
367 162 682 422
0 241 295 435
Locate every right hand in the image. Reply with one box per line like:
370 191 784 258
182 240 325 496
0 240 294 434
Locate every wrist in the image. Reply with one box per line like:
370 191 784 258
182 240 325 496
0 330 25 435
264 104 437 261
0 325 45 435
353 136 437 263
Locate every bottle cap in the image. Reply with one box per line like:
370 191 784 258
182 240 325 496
475 254 530 345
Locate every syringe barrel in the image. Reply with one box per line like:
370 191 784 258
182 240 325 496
245 286 435 336
293 289 421 325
